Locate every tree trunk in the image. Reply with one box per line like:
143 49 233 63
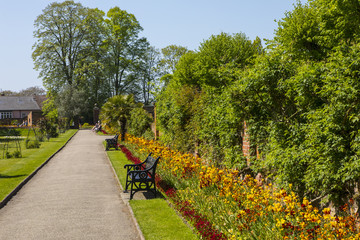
120 118 127 141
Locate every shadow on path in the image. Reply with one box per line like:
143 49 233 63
0 174 27 179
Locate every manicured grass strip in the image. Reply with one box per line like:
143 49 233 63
130 199 198 240
107 150 199 240
106 150 129 188
0 129 77 202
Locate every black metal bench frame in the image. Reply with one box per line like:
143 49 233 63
123 153 160 200
105 134 119 150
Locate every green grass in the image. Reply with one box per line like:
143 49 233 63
0 129 77 201
106 150 129 187
107 149 199 240
130 199 198 240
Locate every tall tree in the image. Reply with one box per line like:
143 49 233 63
310 0 360 47
76 8 110 108
272 1 324 61
160 45 188 74
197 32 261 89
32 1 108 123
103 7 147 96
0 90 17 96
18 86 46 96
55 85 89 126
138 46 161 105
0 86 45 96
32 1 89 91
158 45 188 87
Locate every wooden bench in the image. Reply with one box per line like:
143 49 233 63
123 153 160 200
105 134 119 150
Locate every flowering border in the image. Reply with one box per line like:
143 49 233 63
119 144 226 240
123 134 360 239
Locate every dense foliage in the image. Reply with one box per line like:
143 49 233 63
156 0 360 210
99 94 140 139
127 107 154 139
157 32 260 167
99 94 155 140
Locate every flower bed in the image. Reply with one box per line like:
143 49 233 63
120 143 225 240
123 134 360 239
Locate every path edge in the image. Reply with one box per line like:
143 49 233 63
104 146 145 240
0 130 78 209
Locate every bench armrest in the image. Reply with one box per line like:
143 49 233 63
124 162 145 171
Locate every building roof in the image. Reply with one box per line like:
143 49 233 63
0 96 42 111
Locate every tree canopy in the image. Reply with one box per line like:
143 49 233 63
32 1 162 123
33 1 89 90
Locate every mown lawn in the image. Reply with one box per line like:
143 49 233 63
0 129 77 201
106 149 199 240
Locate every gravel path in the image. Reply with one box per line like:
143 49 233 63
0 130 141 240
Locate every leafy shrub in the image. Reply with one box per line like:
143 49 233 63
48 125 58 138
128 107 153 138
38 117 58 139
5 151 12 158
36 134 44 142
142 129 154 140
58 117 69 133
12 150 22 158
25 139 41 149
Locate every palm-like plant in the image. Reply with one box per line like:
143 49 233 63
100 94 140 141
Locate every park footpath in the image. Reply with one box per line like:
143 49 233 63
0 130 143 240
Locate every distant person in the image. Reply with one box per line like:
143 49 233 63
20 121 26 127
92 121 101 132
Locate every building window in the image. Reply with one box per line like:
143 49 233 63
0 112 12 119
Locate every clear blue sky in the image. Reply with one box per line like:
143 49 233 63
0 0 303 92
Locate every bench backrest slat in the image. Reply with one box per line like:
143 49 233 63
145 156 156 169
144 155 160 176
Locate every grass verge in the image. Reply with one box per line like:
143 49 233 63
130 199 198 240
0 129 77 201
106 150 129 187
106 149 198 240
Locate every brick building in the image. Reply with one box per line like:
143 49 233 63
0 95 46 126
